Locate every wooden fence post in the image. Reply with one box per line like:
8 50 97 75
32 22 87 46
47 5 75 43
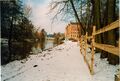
80 36 82 54
91 26 96 75
84 32 88 60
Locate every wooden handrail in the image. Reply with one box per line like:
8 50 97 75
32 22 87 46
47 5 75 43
94 20 119 35
79 20 119 75
94 42 119 56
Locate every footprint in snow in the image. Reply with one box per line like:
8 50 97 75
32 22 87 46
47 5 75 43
33 65 38 67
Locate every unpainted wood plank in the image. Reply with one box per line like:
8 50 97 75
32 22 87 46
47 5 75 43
94 42 119 56
94 20 119 35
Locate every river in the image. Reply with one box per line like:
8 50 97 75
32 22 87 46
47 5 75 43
1 40 54 65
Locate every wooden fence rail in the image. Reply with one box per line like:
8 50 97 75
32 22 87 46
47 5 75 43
94 43 119 56
94 20 119 35
79 20 119 75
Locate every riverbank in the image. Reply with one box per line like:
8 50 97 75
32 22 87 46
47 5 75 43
1 41 118 81
1 39 55 65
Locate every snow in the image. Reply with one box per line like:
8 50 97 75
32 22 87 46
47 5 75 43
92 53 119 81
1 41 118 81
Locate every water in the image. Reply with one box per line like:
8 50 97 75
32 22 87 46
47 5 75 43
31 40 54 54
1 40 54 65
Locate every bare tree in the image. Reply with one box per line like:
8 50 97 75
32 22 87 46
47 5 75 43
49 0 86 34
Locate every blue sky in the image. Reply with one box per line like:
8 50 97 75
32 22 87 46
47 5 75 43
23 0 46 6
22 0 68 34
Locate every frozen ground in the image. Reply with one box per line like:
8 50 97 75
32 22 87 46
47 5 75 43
1 41 119 81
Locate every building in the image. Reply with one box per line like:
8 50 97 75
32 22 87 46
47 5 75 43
65 22 81 41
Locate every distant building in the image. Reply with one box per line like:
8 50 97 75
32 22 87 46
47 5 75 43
65 22 81 41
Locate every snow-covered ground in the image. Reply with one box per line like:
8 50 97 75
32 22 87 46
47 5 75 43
1 41 119 81
93 53 119 81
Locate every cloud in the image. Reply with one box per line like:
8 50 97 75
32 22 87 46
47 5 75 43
24 0 67 34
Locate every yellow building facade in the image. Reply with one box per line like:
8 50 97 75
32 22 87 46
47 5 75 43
65 22 81 41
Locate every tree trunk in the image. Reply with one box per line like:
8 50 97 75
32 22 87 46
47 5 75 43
8 17 13 61
107 0 119 65
69 0 85 35
86 0 91 34
91 0 102 52
100 0 108 58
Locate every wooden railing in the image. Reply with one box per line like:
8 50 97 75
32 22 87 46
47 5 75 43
79 20 119 75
